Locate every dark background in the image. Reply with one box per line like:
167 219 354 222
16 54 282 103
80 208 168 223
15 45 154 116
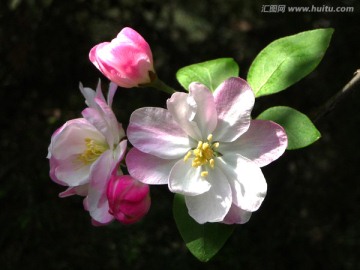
1 0 360 269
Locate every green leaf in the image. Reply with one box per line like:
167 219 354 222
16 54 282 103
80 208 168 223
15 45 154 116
173 194 235 262
176 58 239 92
247 28 334 97
257 106 321 150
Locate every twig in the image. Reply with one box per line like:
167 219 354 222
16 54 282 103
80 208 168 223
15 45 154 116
314 69 360 123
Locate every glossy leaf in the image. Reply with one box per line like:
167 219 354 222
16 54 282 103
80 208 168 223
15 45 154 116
257 106 321 150
173 194 235 262
176 58 239 92
247 28 334 97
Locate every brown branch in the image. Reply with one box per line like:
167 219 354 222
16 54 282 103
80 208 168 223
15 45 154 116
314 69 360 123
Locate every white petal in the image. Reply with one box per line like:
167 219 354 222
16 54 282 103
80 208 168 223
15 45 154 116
59 184 89 198
167 92 202 140
86 150 115 223
80 81 124 146
169 159 211 196
79 82 97 108
185 167 231 223
50 118 104 160
218 154 267 212
107 82 118 107
113 140 128 166
128 107 191 159
219 119 288 167
222 204 252 224
212 77 254 142
188 83 218 137
54 155 92 186
126 148 177 185
82 101 122 147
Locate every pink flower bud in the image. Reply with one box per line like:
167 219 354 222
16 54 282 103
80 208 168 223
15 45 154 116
89 27 155 88
107 174 151 224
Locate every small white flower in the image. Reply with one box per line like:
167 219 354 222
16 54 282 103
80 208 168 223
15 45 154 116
126 77 288 224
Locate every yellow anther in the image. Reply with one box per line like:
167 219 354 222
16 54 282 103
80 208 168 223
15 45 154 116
192 160 199 167
183 151 192 161
203 148 213 160
183 134 221 172
209 159 215 168
79 138 107 164
193 149 201 156
202 142 210 150
201 171 209 177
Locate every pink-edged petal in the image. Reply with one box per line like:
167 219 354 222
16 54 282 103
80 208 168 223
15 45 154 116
47 126 64 158
116 27 153 60
50 118 104 159
114 140 128 165
49 157 66 186
167 92 202 140
188 83 217 137
89 42 108 70
108 44 153 84
83 198 113 226
54 155 92 186
95 80 106 102
222 204 252 225
82 105 118 148
127 107 191 159
79 82 97 108
220 119 288 167
218 154 267 212
79 81 124 147
212 77 255 142
86 140 126 223
168 159 211 196
126 148 176 185
89 42 135 87
184 168 231 223
59 184 89 198
91 218 113 227
107 82 118 107
79 80 108 109
86 150 116 224
90 38 153 87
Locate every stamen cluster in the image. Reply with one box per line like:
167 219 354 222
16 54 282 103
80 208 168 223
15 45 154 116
183 134 220 177
79 138 107 164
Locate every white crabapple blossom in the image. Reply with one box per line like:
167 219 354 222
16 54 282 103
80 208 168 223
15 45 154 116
126 77 288 224
47 81 127 224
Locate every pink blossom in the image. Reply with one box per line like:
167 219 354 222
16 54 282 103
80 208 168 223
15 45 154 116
47 81 127 224
126 77 288 224
89 27 155 88
107 174 151 224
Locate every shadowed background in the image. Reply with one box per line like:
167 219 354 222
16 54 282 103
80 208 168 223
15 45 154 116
1 0 360 269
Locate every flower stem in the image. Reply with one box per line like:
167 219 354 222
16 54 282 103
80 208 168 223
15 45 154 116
150 77 176 94
140 71 176 94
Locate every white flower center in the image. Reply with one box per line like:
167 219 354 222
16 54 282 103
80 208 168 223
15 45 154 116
79 138 107 164
183 134 220 177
